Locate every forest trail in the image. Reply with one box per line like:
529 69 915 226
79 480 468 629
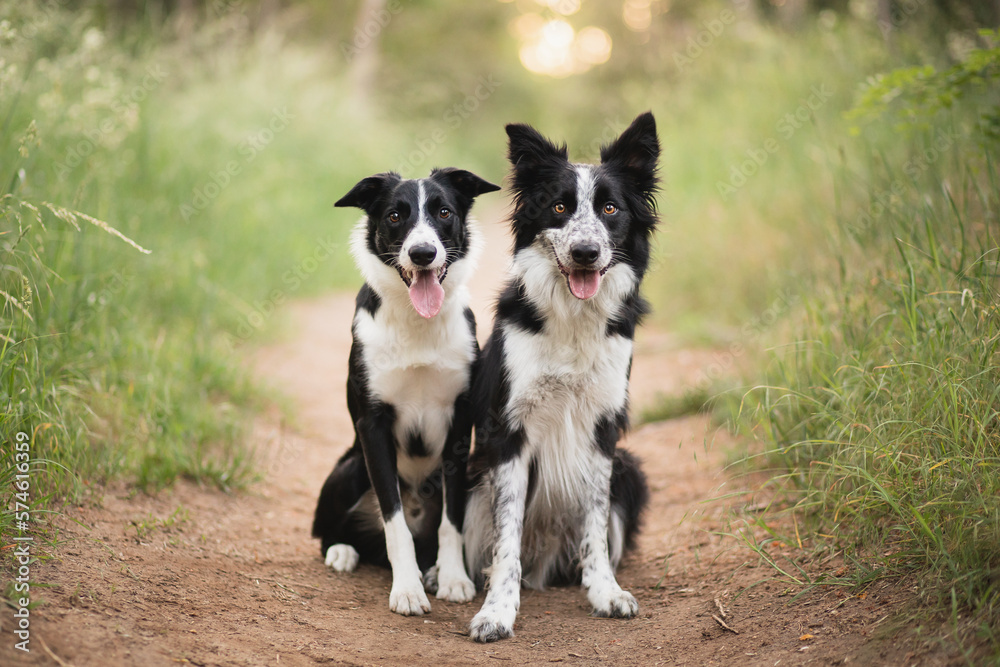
4 208 934 666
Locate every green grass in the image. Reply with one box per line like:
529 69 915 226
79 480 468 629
725 46 1000 658
637 388 713 424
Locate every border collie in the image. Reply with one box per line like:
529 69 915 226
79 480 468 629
312 167 500 615
464 113 658 642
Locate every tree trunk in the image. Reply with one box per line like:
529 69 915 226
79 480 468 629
348 0 386 112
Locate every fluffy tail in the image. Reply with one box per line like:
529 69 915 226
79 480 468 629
609 447 649 568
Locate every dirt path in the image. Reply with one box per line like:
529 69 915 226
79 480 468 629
4 212 944 666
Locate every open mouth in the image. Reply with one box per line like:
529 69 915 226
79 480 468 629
556 258 610 300
397 265 447 288
398 266 447 318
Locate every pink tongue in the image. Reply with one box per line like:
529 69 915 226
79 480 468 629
408 270 445 318
568 269 601 300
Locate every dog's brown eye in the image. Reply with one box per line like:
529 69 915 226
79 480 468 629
439 208 451 219
553 202 566 214
388 211 400 223
603 203 617 215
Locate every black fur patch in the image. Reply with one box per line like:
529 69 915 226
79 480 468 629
606 289 650 339
495 280 544 334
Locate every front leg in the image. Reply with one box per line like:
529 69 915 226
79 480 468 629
469 454 530 642
580 453 638 619
433 392 476 603
358 408 431 616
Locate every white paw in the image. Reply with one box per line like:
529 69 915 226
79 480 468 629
469 605 516 642
435 568 475 603
324 544 359 572
590 587 638 619
389 581 431 616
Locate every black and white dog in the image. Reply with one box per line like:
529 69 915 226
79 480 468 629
465 113 658 642
312 168 500 615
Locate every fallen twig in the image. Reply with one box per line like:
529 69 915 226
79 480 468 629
712 614 739 634
714 598 727 618
39 636 74 667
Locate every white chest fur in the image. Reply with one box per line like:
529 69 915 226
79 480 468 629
501 244 637 510
503 322 632 508
353 296 475 484
348 214 482 486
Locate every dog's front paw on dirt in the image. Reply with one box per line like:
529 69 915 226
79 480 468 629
390 582 431 616
435 570 475 603
324 544 359 572
469 608 515 642
591 588 639 619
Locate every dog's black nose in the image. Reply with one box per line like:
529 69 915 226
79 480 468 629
570 243 600 266
408 243 437 267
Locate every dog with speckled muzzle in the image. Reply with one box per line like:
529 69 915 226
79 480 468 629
465 113 658 642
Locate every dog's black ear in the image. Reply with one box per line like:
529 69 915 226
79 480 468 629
506 123 568 171
600 112 659 189
335 172 401 209
431 168 501 200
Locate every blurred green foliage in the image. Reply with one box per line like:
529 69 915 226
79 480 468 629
846 29 1000 137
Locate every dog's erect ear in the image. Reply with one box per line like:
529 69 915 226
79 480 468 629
506 123 568 171
335 172 401 210
431 168 501 200
600 112 660 186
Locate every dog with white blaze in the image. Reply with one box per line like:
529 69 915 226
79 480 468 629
312 167 500 616
465 113 657 642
